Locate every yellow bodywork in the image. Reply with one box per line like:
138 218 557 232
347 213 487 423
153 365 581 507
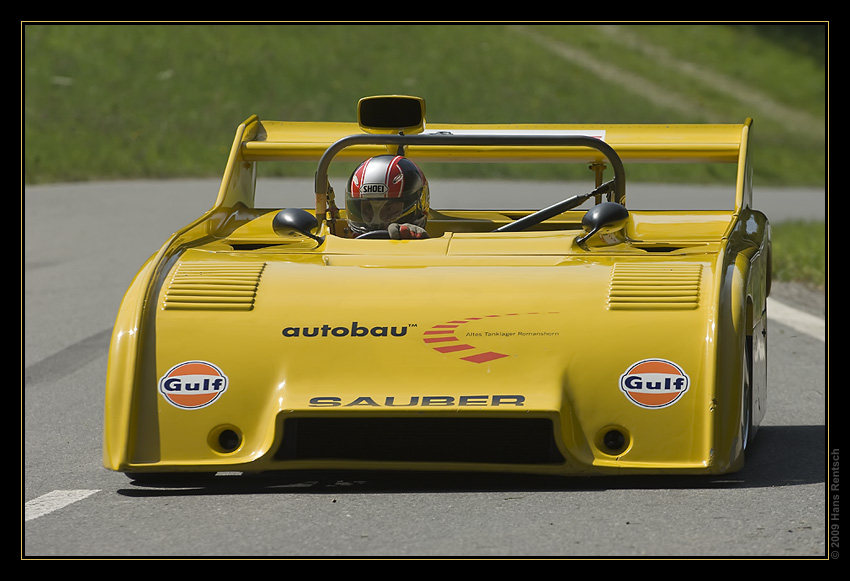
103 98 770 477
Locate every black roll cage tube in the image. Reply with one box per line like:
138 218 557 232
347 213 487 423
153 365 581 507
313 133 626 232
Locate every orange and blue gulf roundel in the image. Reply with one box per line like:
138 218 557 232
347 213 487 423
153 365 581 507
158 361 229 410
618 359 690 409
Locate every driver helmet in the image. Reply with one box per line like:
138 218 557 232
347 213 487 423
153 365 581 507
345 155 429 236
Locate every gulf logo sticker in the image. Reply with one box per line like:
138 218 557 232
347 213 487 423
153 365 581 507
619 359 690 409
158 361 229 410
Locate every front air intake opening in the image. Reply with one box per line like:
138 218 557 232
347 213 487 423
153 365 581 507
275 417 564 465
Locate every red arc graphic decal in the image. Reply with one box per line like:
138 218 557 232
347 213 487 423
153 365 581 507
422 313 558 364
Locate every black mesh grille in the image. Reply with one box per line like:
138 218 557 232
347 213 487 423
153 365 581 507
276 417 564 464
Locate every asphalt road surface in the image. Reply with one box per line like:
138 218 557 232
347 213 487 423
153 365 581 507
23 178 828 558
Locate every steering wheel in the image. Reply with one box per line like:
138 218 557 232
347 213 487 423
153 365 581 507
356 230 391 239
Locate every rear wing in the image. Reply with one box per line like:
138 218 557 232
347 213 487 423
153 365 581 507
214 95 753 222
239 119 751 165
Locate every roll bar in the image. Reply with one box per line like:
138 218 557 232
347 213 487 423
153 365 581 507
313 133 626 223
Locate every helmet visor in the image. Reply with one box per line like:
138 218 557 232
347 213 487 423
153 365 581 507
349 198 406 229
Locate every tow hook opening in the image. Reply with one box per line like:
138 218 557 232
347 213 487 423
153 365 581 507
209 425 242 454
597 426 631 456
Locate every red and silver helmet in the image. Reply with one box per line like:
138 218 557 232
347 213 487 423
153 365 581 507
345 155 430 236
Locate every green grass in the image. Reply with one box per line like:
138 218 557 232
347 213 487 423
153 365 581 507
771 221 826 289
24 23 825 185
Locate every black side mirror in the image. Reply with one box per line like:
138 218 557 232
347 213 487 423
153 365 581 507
272 208 323 246
576 202 629 249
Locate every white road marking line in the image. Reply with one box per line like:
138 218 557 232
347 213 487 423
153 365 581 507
25 489 100 522
768 298 825 342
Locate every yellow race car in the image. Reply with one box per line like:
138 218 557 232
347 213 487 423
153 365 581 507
103 95 770 480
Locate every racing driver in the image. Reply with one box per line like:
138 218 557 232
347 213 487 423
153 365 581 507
345 155 430 239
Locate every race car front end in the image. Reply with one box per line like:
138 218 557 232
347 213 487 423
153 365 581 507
104 228 748 478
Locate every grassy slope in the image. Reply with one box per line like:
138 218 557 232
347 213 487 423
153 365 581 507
23 24 825 184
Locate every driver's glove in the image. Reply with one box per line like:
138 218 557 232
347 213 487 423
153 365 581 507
388 223 429 239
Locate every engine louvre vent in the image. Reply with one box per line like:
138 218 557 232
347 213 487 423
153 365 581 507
163 262 266 311
608 264 702 310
